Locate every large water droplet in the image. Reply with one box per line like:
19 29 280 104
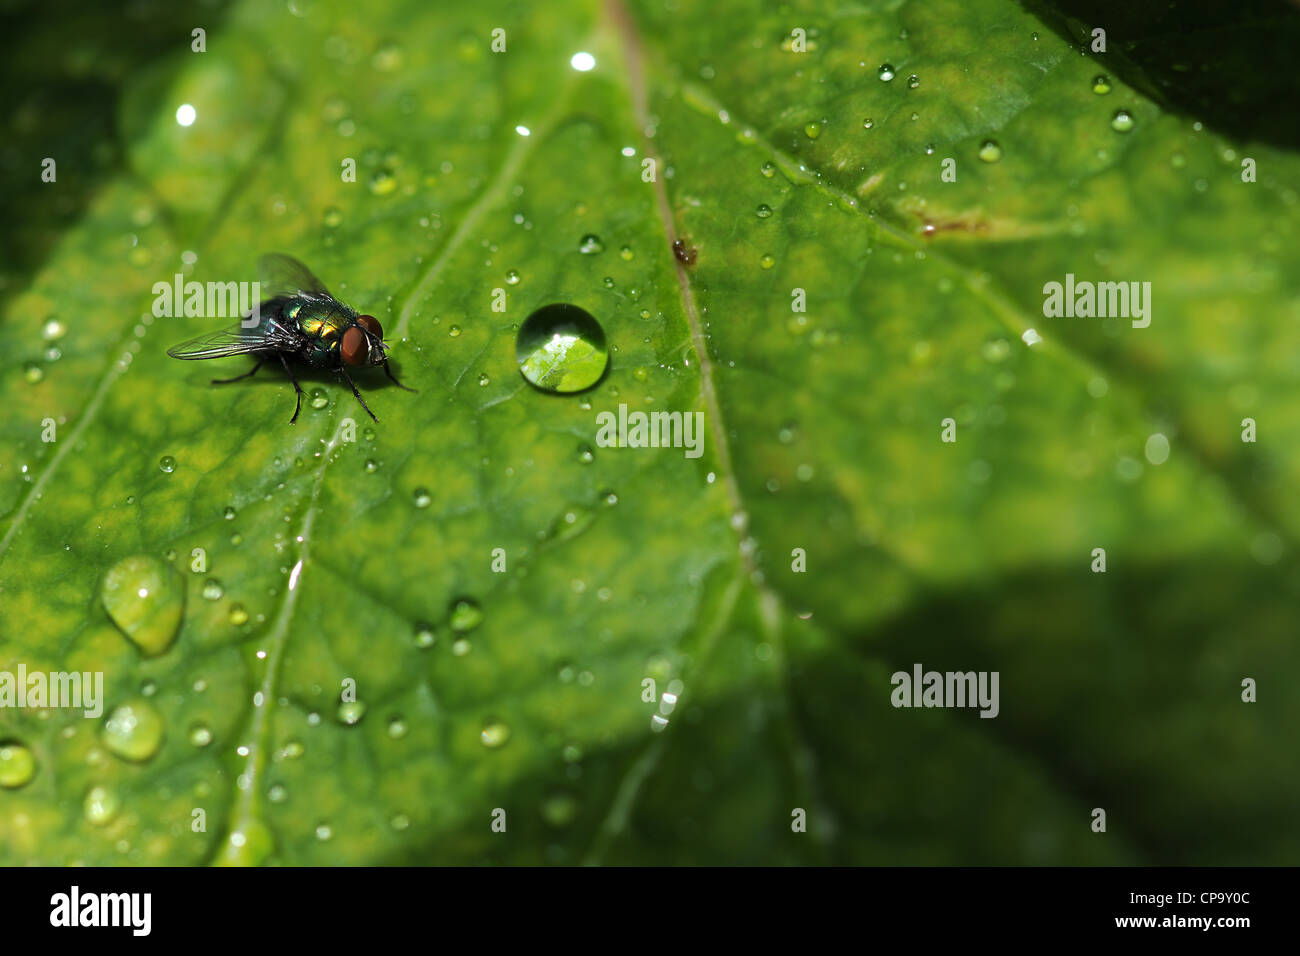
0 741 36 788
516 304 609 394
100 555 184 656
101 699 165 762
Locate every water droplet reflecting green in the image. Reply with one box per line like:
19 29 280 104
448 325 461 338
84 784 120 824
1111 109 1134 132
480 719 510 748
878 63 895 81
578 234 604 255
322 206 343 227
760 254 775 270
202 579 223 601
158 455 176 473
619 245 634 260
189 724 213 747
338 700 366 725
309 388 328 410
803 121 821 139
387 717 408 739
101 554 184 656
215 818 274 866
577 444 595 464
413 623 436 648
413 487 432 509
907 74 920 88
228 604 249 626
978 140 1003 163
505 269 520 285
368 169 397 195
23 362 44 384
1092 74 1111 94
41 318 67 341
450 598 483 633
0 742 36 788
862 118 874 129
516 303 609 394
755 204 773 219
101 700 165 762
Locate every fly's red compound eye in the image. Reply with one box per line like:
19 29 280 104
355 314 383 339
341 326 368 366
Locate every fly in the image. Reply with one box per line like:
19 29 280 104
166 253 416 423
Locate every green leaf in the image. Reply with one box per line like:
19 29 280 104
2 0 1297 864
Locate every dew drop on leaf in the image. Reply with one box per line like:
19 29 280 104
100 554 184 656
0 741 36 788
515 303 609 394
101 699 165 762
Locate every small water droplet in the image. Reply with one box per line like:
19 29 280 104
158 455 176 473
322 206 343 227
101 699 165 762
803 121 821 139
907 74 920 88
1111 109 1134 132
450 598 483 634
189 724 212 747
23 362 44 383
978 140 1003 163
101 554 184 656
760 161 775 177
505 269 520 285
516 303 609 394
41 318 67 341
228 603 249 626
387 717 409 739
368 169 397 195
448 325 461 338
878 63 895 81
480 719 510 748
862 118 874 130
755 203 773 219
338 700 366 725
577 444 595 464
760 253 775 269
412 487 432 508
1144 432 1170 465
84 784 120 824
1092 74 1111 94
0 742 36 788
619 245 634 261
202 578 223 601
578 234 604 255
413 622 436 648
310 388 329 410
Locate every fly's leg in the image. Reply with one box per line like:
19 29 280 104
381 358 417 392
212 359 265 385
340 366 379 422
279 354 305 424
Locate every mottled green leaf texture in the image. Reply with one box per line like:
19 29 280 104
1 0 1298 865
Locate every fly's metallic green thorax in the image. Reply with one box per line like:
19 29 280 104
166 253 416 424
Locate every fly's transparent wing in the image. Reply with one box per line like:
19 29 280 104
258 253 332 299
166 323 295 360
